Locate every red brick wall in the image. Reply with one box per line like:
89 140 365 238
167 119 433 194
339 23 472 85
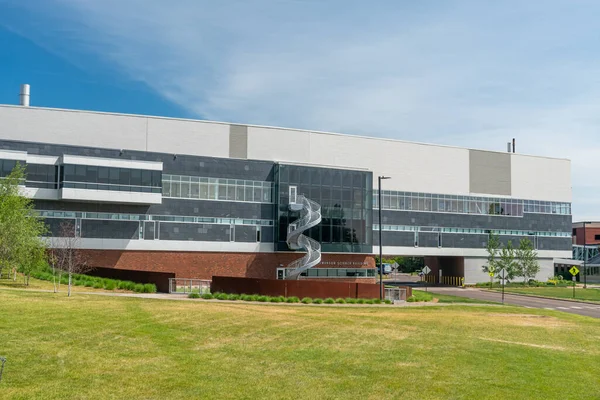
81 250 375 283
573 227 600 245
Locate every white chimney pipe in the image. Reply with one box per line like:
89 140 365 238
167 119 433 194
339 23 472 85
20 84 30 107
507 142 512 153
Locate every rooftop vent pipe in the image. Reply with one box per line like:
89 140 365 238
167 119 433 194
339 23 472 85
19 84 30 107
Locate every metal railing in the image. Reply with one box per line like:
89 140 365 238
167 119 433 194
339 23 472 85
285 195 322 280
420 275 464 286
385 287 407 302
168 278 211 294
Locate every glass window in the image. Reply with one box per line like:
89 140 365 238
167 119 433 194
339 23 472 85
141 170 152 187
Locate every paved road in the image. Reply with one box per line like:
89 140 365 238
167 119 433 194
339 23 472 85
427 287 600 319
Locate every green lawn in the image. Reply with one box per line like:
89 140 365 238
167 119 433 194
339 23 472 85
412 289 497 304
1 289 599 399
494 286 600 303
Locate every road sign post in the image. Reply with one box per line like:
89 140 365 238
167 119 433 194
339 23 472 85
569 266 580 299
422 266 431 292
497 268 508 304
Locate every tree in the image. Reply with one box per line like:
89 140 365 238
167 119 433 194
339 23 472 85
482 232 500 286
496 240 518 282
515 238 540 284
48 249 62 293
55 221 90 297
0 162 47 284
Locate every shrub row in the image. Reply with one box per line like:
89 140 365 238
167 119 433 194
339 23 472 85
188 292 392 304
29 270 156 293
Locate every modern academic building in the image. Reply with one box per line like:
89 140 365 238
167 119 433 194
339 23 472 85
0 90 573 288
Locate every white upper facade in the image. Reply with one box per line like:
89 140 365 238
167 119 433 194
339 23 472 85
0 104 571 202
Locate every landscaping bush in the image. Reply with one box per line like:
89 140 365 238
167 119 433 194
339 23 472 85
335 298 346 304
188 293 200 299
92 282 103 289
345 298 357 304
240 294 253 301
84 281 94 288
384 299 392 304
364 299 374 304
257 295 268 302
286 296 300 303
143 284 156 293
228 294 240 301
215 293 229 300
133 284 145 293
324 298 335 304
356 298 366 304
269 296 281 303
104 281 116 290
373 299 382 304
201 293 214 299
313 298 323 304
301 297 312 304
249 294 260 302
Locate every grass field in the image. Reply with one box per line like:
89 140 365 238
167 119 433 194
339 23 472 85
0 274 125 294
493 286 600 303
412 289 497 304
1 290 599 399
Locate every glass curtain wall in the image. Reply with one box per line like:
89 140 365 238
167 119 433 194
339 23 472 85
275 164 372 253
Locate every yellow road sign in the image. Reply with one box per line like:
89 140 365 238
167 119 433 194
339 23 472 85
569 266 580 276
489 272 494 277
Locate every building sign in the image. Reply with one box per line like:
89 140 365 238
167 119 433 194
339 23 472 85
320 261 369 266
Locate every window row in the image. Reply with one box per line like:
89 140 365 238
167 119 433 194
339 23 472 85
373 191 571 216
374 224 571 237
285 268 376 278
62 164 162 188
36 210 274 227
163 174 273 203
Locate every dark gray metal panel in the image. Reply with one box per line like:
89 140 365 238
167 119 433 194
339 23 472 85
260 226 274 243
43 218 76 237
159 222 230 241
143 221 155 240
419 232 439 248
469 149 511 195
234 225 256 242
229 125 248 159
81 220 139 239
0 139 275 181
538 237 572 251
442 234 489 249
374 231 415 247
376 210 571 233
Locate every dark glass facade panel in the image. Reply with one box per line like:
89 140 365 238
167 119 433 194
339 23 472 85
26 164 59 189
61 164 162 193
275 164 373 253
0 159 18 177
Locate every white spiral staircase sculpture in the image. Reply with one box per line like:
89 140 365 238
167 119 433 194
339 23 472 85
285 195 322 280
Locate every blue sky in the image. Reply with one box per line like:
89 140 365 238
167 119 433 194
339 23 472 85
1 0 599 220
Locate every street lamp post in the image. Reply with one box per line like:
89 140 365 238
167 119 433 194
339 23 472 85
583 222 588 289
378 176 391 300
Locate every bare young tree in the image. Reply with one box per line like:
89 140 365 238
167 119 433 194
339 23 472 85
54 221 91 297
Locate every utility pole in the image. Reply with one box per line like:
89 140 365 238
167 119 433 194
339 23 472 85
378 175 390 300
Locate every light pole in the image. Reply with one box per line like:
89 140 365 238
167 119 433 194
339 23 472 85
378 176 391 300
583 221 589 289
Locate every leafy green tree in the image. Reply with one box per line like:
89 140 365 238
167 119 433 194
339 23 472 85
482 232 500 286
515 238 540 284
496 240 518 281
0 163 47 284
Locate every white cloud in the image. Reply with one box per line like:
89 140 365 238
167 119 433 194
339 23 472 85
2 0 600 219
